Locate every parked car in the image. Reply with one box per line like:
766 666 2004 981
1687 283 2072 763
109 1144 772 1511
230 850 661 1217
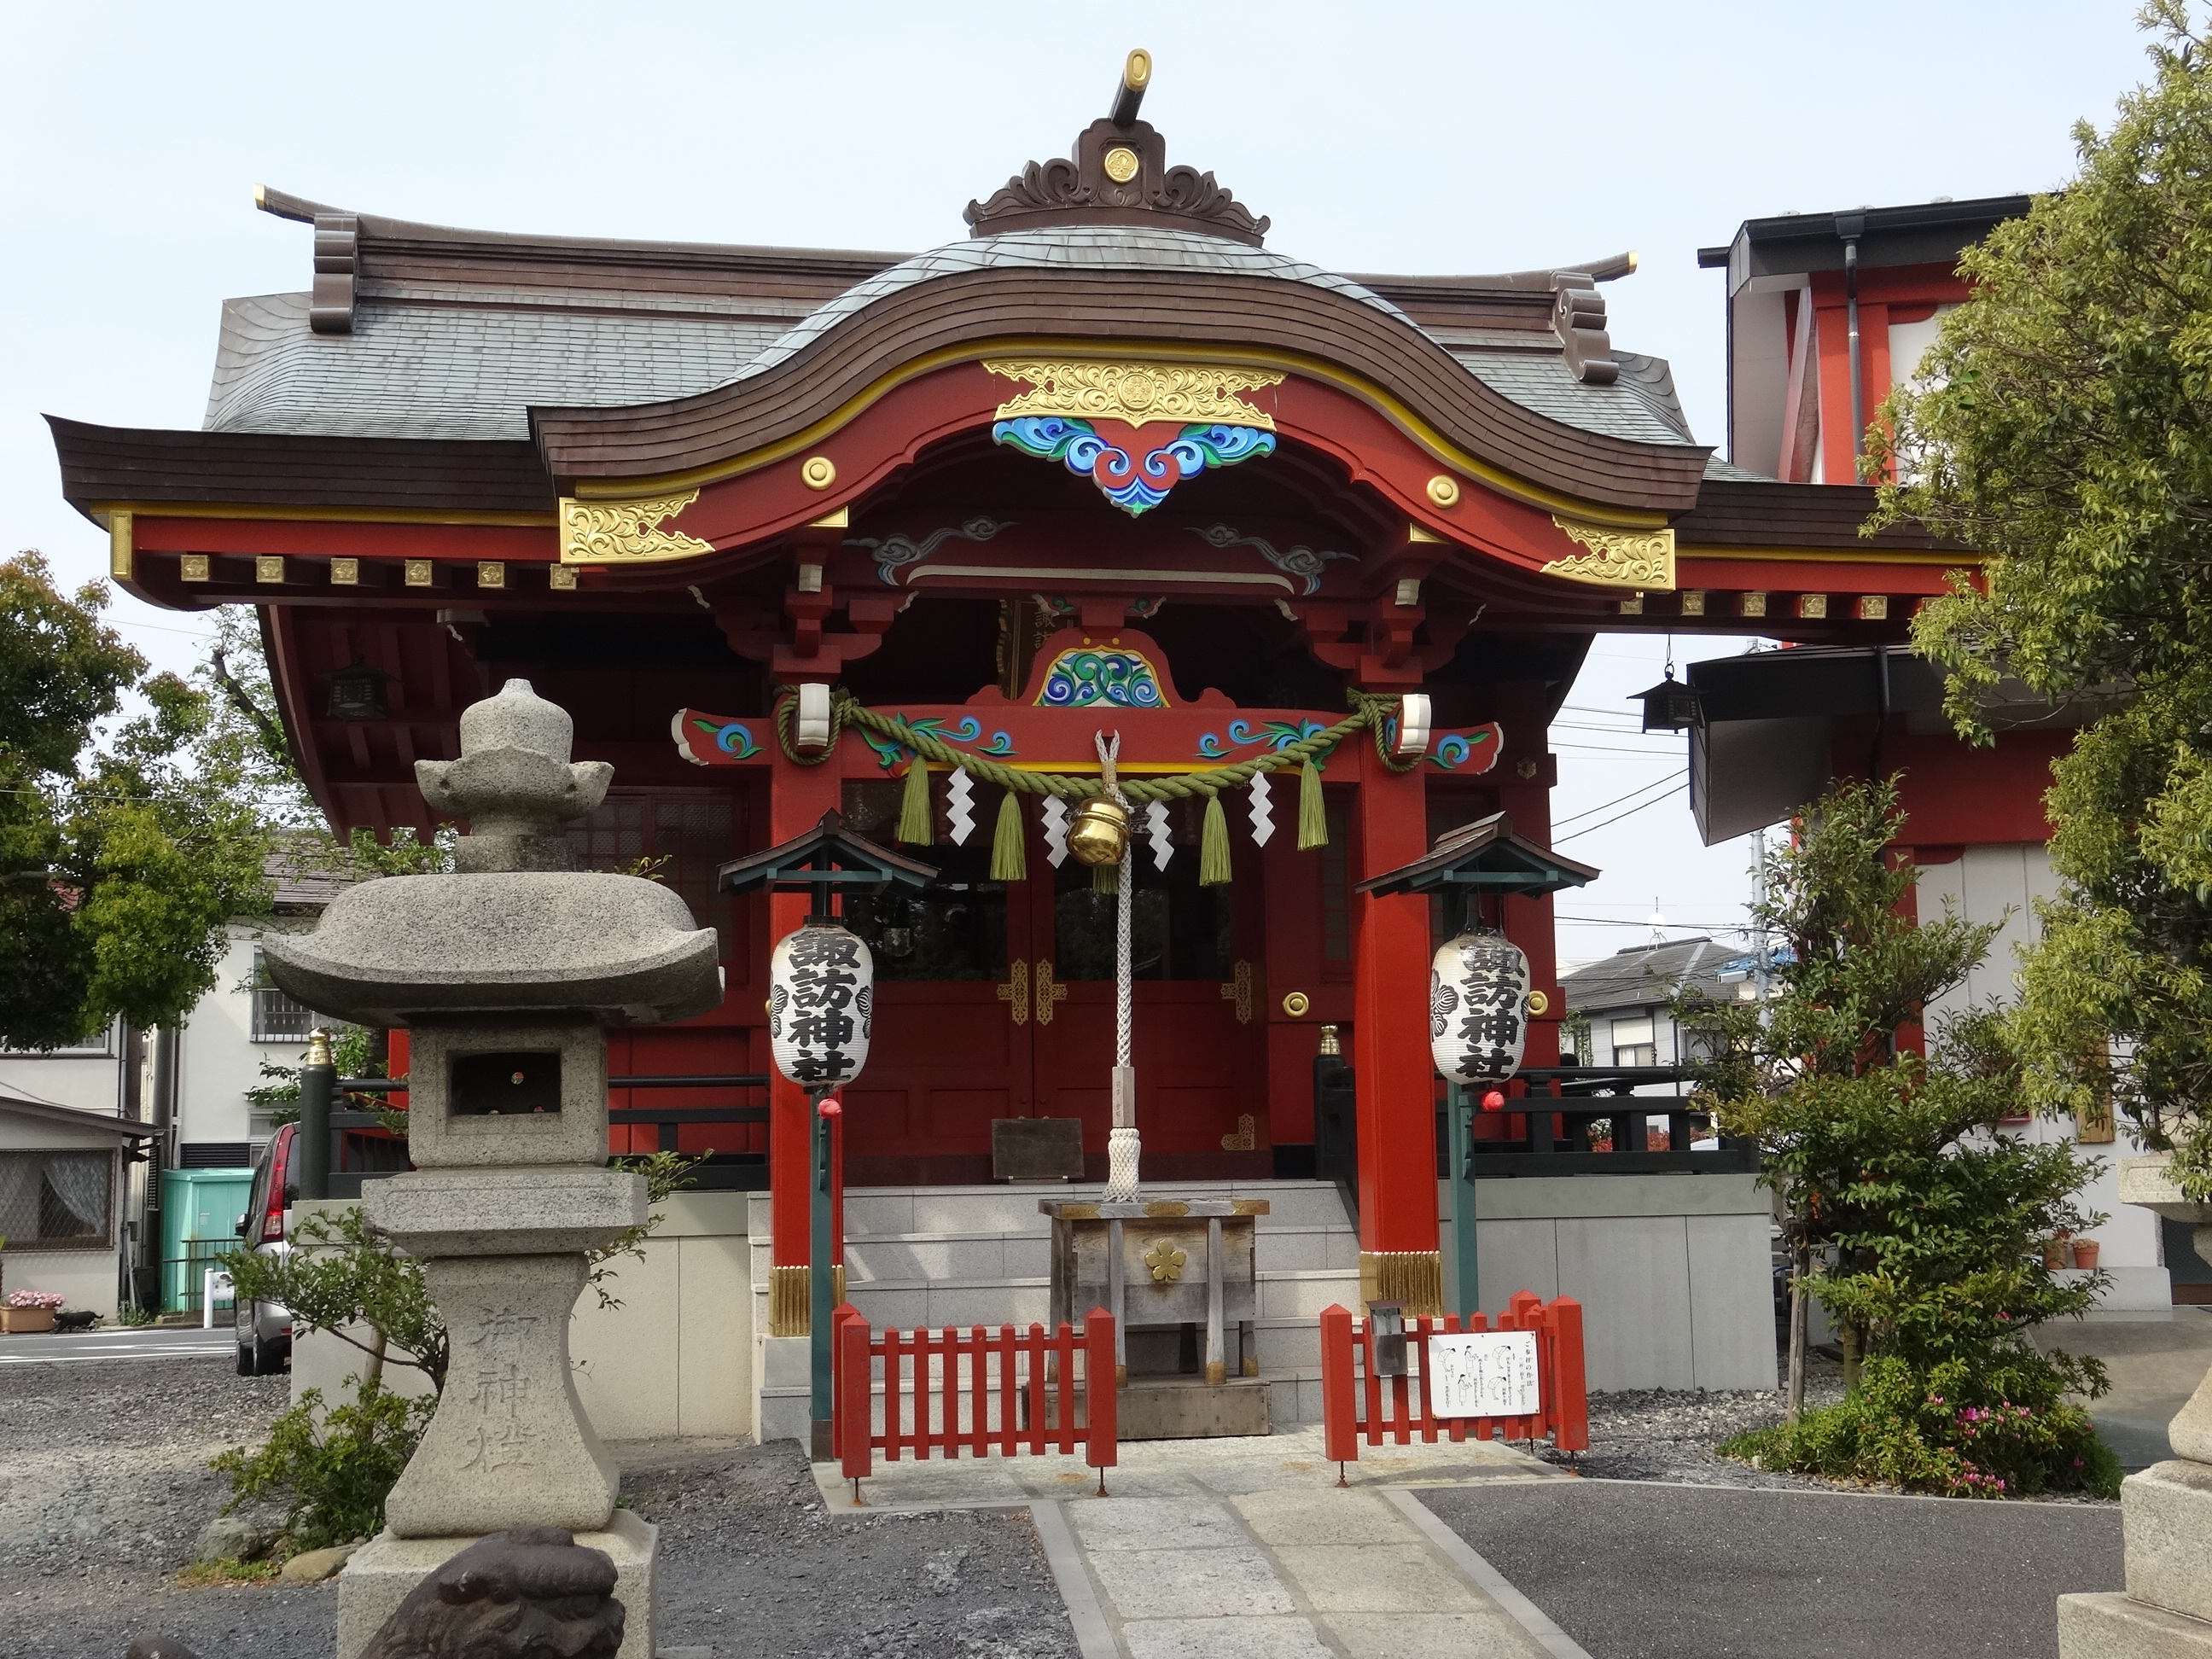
232 1123 296 1376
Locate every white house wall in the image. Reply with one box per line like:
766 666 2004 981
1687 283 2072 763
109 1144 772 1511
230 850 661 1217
1917 844 2167 1307
179 926 297 1154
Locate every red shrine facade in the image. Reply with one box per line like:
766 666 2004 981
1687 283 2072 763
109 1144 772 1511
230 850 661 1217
51 67 1975 1321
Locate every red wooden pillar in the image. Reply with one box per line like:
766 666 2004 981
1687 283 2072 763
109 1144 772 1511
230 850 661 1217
766 746 841 1337
1350 746 1441 1315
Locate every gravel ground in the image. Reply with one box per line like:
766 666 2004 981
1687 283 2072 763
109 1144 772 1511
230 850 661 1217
0 1353 329 1659
1529 1353 1852 1492
0 1356 1077 1659
632 1441 1078 1659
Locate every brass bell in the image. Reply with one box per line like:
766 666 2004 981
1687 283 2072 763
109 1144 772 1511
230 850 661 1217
1068 795 1132 866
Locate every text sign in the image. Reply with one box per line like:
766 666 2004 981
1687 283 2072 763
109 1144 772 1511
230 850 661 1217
1428 1330 1540 1419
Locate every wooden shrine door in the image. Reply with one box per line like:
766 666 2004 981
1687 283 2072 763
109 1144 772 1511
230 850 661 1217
1022 827 1262 1175
836 790 1264 1184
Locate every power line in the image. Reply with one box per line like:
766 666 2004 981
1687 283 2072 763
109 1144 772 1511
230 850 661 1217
1554 781 1688 844
1556 915 1754 931
1548 778 1680 835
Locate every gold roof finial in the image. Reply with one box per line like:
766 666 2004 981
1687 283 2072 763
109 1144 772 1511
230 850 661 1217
1318 1023 1342 1057
1110 48 1152 126
306 1028 335 1068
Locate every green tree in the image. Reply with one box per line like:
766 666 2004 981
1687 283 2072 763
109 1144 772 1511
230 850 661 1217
0 554 276 1048
1877 4 2212 1199
1683 780 2116 1496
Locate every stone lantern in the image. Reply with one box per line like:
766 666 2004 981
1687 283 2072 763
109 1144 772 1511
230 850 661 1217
264 678 721 1659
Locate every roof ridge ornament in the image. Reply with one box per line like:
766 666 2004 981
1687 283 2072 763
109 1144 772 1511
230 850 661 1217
963 49 1270 247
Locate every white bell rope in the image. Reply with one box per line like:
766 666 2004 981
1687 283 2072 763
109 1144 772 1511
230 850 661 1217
1098 728 1141 1202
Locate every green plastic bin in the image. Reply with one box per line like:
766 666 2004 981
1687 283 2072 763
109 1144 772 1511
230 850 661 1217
160 1167 254 1313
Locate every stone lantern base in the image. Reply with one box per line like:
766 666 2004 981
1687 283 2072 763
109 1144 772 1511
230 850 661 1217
336 1509 660 1659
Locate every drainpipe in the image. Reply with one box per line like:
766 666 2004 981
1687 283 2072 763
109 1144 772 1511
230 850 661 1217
1837 212 1866 476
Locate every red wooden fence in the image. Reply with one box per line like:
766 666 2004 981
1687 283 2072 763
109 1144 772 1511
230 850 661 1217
1320 1291 1588 1473
834 1304 1118 1498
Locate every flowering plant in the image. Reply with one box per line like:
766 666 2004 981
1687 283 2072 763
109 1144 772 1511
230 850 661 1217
6 1290 65 1310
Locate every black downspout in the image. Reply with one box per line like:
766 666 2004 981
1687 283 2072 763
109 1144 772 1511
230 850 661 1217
1837 212 1866 478
1871 644 1892 780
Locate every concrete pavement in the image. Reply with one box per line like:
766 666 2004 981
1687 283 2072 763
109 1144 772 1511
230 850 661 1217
814 1423 1587 1658
1424 1478 2122 1659
2033 1308 2212 1470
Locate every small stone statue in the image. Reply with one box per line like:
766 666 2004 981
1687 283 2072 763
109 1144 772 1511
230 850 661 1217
358 1527 625 1659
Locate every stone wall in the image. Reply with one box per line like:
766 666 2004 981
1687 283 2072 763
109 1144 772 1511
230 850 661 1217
292 1191 753 1443
1441 1173 1778 1391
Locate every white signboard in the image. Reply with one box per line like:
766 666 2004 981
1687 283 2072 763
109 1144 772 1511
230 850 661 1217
1428 1330 1540 1419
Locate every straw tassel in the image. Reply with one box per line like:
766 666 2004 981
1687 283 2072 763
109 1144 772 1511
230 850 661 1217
1092 861 1119 895
990 789 1027 881
898 755 934 846
1199 791 1233 886
1297 755 1329 851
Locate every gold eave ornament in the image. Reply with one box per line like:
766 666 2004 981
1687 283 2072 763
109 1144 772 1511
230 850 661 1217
1543 518 1676 591
559 490 715 566
986 358 1284 430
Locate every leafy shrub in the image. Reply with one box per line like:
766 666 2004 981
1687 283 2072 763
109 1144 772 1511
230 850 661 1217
1724 1354 2121 1499
209 1379 432 1550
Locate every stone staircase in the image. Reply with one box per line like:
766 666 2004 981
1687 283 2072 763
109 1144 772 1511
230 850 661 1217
748 1179 1359 1445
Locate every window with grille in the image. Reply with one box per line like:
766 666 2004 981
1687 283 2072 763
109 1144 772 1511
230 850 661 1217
0 1150 114 1250
250 946 321 1043
564 794 740 963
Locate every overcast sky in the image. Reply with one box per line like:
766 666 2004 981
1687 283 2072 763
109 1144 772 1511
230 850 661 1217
0 1 2156 967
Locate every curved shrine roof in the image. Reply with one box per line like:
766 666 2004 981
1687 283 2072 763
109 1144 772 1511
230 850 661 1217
198 211 1704 478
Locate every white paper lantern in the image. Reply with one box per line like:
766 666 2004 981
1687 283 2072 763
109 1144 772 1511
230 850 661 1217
768 921 874 1088
1429 930 1530 1083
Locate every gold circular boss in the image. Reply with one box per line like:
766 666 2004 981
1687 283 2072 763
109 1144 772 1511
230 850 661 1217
1103 147 1140 184
1427 474 1462 508
800 456 837 491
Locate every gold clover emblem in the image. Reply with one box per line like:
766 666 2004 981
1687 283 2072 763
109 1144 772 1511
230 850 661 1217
1142 1238 1188 1284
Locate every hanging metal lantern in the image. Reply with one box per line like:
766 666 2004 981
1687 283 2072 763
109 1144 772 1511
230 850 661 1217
1429 928 1530 1083
327 657 391 720
767 920 874 1089
1067 795 1132 867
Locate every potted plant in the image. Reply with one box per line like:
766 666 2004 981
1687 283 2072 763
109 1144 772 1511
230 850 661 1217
2043 1229 2074 1270
3 1290 64 1334
2071 1237 2103 1271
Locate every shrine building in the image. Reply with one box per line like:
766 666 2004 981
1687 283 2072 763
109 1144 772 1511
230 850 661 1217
49 58 2028 1427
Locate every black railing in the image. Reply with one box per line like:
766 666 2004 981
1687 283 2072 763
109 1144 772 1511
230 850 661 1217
323 1073 773 1195
1466 1067 1760 1176
606 1073 771 1191
1311 1059 1762 1185
1313 1048 1358 1226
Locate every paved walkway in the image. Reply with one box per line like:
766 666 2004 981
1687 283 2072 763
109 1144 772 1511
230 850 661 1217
0 1326 232 1365
2032 1308 2212 1470
814 1425 1588 1658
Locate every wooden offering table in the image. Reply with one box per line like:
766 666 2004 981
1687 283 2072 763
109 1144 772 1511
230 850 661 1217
1041 1197 1269 1387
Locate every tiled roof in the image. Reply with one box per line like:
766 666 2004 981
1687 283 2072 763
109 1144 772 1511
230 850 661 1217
200 220 1701 452
1562 936 1753 1014
205 293 788 441
1451 346 1697 449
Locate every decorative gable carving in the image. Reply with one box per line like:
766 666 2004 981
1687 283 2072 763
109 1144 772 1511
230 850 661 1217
964 55 1269 245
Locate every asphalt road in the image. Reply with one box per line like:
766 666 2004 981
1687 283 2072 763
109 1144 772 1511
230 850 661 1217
0 1326 235 1365
1423 1478 2123 1659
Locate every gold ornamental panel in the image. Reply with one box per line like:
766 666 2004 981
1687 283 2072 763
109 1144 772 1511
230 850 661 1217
560 490 715 566
1543 517 1676 591
985 358 1284 430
